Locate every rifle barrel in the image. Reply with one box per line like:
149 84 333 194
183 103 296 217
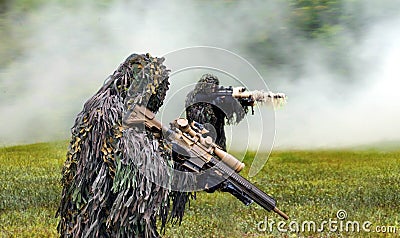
273 207 290 220
209 157 289 220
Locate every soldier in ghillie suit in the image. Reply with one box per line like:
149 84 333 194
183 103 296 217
184 74 252 200
185 74 246 150
57 53 189 238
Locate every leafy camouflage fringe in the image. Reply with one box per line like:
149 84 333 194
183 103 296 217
107 127 173 237
185 101 227 150
186 74 246 125
185 74 246 150
57 53 194 238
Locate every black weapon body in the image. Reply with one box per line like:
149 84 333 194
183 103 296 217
191 86 255 114
192 86 286 115
124 105 289 220
207 156 287 218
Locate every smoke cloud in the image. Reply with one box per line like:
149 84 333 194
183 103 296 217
273 16 400 148
0 0 399 149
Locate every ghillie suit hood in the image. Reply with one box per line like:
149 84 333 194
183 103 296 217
57 53 189 238
185 74 245 150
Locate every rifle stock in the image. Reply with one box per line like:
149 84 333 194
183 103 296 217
124 105 289 220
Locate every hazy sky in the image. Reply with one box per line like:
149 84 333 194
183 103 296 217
0 0 399 149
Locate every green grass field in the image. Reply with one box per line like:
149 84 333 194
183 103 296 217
1 141 399 237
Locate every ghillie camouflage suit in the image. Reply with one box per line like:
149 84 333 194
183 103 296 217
184 74 249 196
57 53 189 238
185 74 246 150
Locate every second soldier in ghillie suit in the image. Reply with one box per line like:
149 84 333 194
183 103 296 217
185 74 246 150
184 74 253 200
57 53 190 238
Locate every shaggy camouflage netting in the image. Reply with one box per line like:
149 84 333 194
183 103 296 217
57 53 192 238
185 74 246 150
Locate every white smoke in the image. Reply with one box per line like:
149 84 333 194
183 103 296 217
0 1 198 145
274 17 400 148
0 0 399 149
